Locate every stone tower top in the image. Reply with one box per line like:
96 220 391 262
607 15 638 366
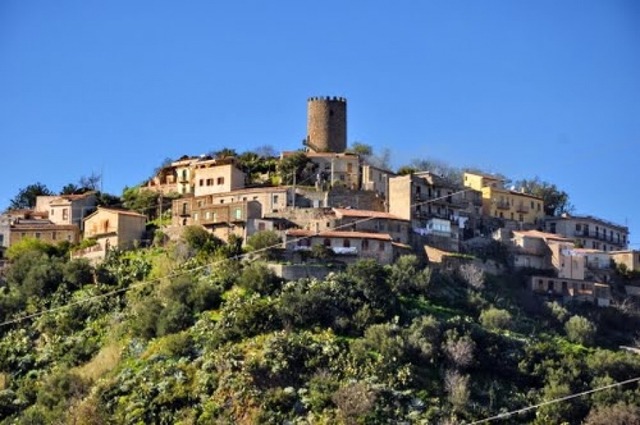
306 96 347 153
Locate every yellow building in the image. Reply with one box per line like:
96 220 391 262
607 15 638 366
463 172 544 225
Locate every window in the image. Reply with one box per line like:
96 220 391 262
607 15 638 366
182 203 187 215
35 232 41 239
205 211 211 220
197 200 203 207
193 213 199 221
50 209 55 216
217 177 224 185
379 241 385 251
206 178 214 186
199 179 204 186
323 238 331 247
362 239 369 250
549 223 556 234
234 208 242 220
530 201 534 208
273 195 279 204
343 239 351 248
212 213 217 222
62 208 69 220
258 222 266 231
576 224 581 231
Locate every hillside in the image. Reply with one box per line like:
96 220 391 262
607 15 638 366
1 234 640 424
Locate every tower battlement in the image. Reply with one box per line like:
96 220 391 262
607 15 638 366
306 96 347 153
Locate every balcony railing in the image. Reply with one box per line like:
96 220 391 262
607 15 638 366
516 204 530 213
495 200 510 210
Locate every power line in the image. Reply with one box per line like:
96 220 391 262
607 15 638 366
0 188 472 329
467 376 640 424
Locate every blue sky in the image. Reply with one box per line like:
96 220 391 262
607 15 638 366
1 1 639 242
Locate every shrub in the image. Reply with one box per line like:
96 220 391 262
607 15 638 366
583 402 640 425
443 330 475 369
332 382 377 424
444 369 470 412
480 307 512 331
565 315 596 346
238 262 282 295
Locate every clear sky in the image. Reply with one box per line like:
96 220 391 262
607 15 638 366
1 1 639 242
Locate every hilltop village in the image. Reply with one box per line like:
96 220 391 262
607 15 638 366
2 96 637 307
2 97 640 424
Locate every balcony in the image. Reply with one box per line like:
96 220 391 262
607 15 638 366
495 200 510 210
516 204 530 213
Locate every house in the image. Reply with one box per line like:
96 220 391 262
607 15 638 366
285 229 395 265
610 250 640 272
145 156 199 195
499 229 611 306
530 276 610 307
388 171 469 251
35 192 97 229
463 172 545 225
361 163 395 200
75 207 147 262
332 208 410 244
186 200 262 242
173 186 291 226
9 219 80 245
544 213 629 251
499 229 572 270
287 151 360 190
192 158 246 197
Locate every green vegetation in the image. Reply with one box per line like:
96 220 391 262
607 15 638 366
0 240 639 424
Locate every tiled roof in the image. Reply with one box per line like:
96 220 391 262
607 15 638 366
286 229 393 241
332 208 405 221
513 230 573 242
11 222 79 231
85 207 147 220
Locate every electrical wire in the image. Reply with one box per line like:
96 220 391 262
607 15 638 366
0 187 473 329
467 376 640 424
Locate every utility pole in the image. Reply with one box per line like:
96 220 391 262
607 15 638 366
292 171 296 208
158 192 163 228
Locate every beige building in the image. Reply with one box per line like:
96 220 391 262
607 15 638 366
332 208 410 244
35 192 97 229
463 172 545 225
285 229 395 265
187 200 262 242
193 158 246 197
610 250 640 272
173 186 291 227
389 171 469 251
77 207 147 261
9 219 80 245
305 152 360 190
544 214 629 251
145 156 199 195
530 276 610 307
361 163 395 200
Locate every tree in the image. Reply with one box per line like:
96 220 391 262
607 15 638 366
480 307 512 331
565 315 596 345
247 230 282 256
409 158 463 186
277 151 313 185
349 142 373 157
514 177 573 216
212 147 237 159
583 403 640 425
79 172 102 192
8 182 53 209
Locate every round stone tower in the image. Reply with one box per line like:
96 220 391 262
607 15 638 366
306 96 347 153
